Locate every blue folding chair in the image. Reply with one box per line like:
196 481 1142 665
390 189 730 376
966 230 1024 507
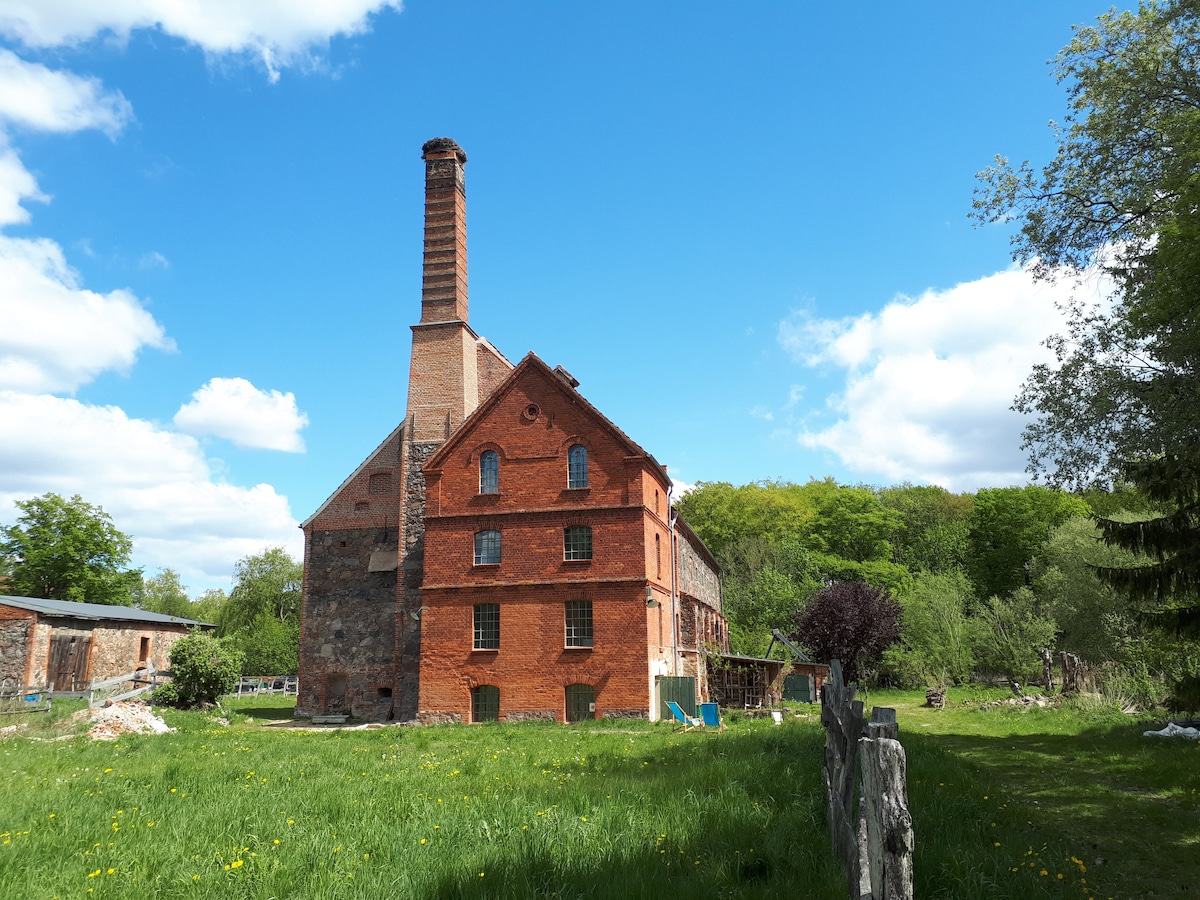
665 700 701 732
699 702 725 732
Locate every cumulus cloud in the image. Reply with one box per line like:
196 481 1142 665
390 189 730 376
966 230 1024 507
174 377 308 452
0 139 44 226
0 235 174 392
0 50 133 226
0 392 301 588
0 0 403 81
0 49 133 135
780 267 1111 492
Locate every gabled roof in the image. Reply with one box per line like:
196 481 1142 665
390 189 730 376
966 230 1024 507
0 595 214 628
423 351 670 488
301 421 405 527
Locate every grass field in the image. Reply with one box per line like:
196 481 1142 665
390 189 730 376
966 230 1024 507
0 690 1195 898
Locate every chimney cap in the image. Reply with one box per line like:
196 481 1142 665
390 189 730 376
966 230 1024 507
421 137 467 164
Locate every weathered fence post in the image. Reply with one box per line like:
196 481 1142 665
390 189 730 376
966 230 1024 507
821 660 866 898
861 706 913 900
821 662 914 900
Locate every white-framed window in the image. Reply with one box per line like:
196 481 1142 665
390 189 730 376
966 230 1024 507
565 600 594 648
568 444 588 489
479 450 499 494
473 603 500 650
564 525 593 561
474 529 501 565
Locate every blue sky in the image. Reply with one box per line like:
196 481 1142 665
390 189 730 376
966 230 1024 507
0 1 1116 594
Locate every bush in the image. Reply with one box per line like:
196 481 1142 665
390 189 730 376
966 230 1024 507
149 681 180 708
159 631 244 708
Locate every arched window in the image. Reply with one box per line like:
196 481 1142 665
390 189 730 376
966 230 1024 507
479 450 499 494
474 530 501 565
564 525 593 561
471 685 500 722
565 683 595 723
568 444 588 489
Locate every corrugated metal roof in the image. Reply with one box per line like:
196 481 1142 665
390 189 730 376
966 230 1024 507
0 595 215 628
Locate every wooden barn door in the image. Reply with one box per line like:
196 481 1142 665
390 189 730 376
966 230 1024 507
48 635 91 691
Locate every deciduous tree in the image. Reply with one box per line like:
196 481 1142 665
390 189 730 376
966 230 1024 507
0 493 139 605
791 581 901 684
219 548 302 675
137 568 192 618
973 0 1200 488
967 486 1089 599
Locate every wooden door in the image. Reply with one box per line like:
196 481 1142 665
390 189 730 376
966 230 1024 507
48 635 90 691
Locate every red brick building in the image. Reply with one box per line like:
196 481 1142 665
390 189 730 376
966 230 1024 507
297 139 724 723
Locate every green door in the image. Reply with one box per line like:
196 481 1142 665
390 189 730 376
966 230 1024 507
783 673 813 703
658 675 697 720
565 683 595 723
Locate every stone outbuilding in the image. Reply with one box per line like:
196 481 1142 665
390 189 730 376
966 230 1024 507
297 138 727 723
0 595 213 692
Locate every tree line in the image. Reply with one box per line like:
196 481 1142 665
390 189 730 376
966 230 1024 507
678 479 1197 709
0 492 301 676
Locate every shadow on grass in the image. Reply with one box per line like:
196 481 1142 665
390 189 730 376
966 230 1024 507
903 721 1200 899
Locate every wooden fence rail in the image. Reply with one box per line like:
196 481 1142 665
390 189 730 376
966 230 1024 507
821 660 914 900
1 667 163 712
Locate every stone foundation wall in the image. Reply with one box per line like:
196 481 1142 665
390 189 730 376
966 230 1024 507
506 709 557 723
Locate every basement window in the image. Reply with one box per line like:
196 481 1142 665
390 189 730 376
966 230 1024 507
472 685 500 722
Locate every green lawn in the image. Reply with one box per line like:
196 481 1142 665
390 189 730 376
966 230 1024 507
0 691 1194 898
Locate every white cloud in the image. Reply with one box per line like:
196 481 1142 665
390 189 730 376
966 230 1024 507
0 235 174 392
0 1 403 81
0 138 44 226
0 391 301 589
670 477 696 499
780 266 1111 492
174 377 308 452
0 49 133 135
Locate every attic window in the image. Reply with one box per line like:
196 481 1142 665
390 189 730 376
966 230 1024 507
369 472 392 494
522 403 541 421
355 501 369 511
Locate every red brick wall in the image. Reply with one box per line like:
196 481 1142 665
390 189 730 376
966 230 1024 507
418 581 651 721
419 362 673 720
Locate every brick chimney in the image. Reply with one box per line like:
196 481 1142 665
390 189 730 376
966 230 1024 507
419 137 468 324
406 138 478 442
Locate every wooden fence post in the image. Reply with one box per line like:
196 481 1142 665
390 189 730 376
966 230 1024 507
860 734 914 899
822 662 914 899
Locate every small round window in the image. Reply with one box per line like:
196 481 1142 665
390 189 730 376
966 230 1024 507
522 403 541 421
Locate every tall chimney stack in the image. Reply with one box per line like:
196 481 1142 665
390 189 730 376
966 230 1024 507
406 138 478 442
420 137 468 324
